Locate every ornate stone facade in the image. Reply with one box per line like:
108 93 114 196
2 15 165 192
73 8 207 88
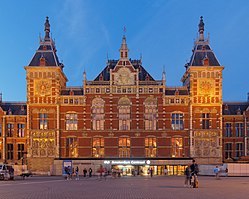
0 17 248 174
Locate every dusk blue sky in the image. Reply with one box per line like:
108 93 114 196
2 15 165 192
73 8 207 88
0 0 248 102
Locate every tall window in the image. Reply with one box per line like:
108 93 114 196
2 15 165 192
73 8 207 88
202 113 210 129
39 113 48 130
92 98 105 130
224 143 232 159
235 123 243 137
225 123 232 137
171 138 183 157
118 97 131 131
119 137 130 157
7 143 13 160
235 143 243 157
18 144 25 160
145 137 157 157
66 113 78 130
171 113 184 130
0 123 2 137
92 137 104 157
7 123 14 137
66 137 78 158
17 124 25 137
144 97 157 130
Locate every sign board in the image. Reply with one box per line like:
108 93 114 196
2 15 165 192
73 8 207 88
62 160 72 175
104 160 150 165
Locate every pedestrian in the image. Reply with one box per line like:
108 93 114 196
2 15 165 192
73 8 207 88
184 165 191 187
213 165 220 180
225 168 228 177
83 168 87 177
150 167 153 177
89 168 92 177
75 166 79 180
164 167 168 176
190 159 199 188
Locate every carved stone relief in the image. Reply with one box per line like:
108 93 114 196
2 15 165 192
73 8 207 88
193 131 221 158
30 131 56 157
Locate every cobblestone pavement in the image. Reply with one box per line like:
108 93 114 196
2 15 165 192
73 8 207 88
0 175 248 199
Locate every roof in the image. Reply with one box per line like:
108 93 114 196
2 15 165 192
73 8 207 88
28 17 64 69
165 87 189 96
188 42 220 67
222 102 249 115
185 17 221 68
61 87 84 96
93 59 155 82
0 102 27 115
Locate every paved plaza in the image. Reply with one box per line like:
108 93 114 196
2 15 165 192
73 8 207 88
0 175 248 199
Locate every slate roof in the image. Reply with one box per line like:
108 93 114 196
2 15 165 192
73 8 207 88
61 87 84 96
165 87 189 95
93 59 155 82
222 102 249 115
185 17 221 68
0 102 27 115
28 17 64 68
188 42 220 66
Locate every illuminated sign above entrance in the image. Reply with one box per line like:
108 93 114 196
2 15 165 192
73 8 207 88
104 160 151 165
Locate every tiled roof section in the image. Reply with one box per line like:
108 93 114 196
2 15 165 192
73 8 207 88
61 87 84 96
29 50 61 67
189 42 220 66
222 102 249 115
1 102 27 115
94 59 155 81
28 17 64 69
165 87 189 95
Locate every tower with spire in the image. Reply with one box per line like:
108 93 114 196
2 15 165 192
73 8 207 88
24 17 68 171
181 16 224 164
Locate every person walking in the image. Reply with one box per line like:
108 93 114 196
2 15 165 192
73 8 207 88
83 168 87 177
190 159 199 188
213 165 220 180
184 165 191 187
89 168 92 177
149 167 153 177
164 167 168 176
75 166 79 180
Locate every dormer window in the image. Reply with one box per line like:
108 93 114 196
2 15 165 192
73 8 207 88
39 57 46 66
203 57 209 66
146 74 150 81
99 74 103 81
69 89 74 96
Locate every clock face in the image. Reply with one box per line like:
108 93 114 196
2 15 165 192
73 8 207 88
34 79 52 96
198 79 214 95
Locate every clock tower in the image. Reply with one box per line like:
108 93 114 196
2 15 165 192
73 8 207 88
25 17 67 171
182 17 224 164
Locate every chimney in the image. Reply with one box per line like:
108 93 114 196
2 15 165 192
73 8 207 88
0 92 2 104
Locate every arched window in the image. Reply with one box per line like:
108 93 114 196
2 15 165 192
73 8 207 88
171 112 184 130
145 136 157 157
171 137 183 157
119 137 130 157
92 98 105 130
118 97 131 130
92 137 104 157
66 112 78 130
144 97 157 130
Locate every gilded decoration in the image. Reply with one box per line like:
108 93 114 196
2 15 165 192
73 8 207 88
114 67 134 85
197 78 215 96
193 131 220 157
34 79 52 96
31 131 55 157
